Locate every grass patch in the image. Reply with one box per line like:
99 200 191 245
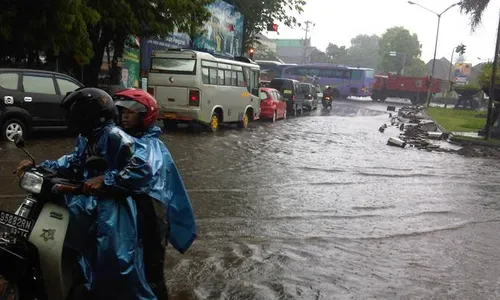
427 107 486 132
450 135 500 147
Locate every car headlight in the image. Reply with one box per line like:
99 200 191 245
20 171 44 194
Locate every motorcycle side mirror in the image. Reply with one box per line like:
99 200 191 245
85 156 108 172
12 134 36 164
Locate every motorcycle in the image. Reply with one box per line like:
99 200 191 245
322 95 333 110
0 135 108 300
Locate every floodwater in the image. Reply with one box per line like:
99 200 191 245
1 98 499 299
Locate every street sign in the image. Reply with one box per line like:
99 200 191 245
389 51 397 57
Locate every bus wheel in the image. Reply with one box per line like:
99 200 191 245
210 114 220 132
239 111 250 129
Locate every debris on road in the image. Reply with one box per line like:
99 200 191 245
380 105 500 158
387 137 406 148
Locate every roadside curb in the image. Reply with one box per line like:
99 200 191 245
422 109 450 134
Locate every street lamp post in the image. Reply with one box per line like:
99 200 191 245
408 1 462 107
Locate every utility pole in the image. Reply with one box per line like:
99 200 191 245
301 21 315 64
485 11 500 140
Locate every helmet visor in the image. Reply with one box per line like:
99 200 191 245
115 99 147 113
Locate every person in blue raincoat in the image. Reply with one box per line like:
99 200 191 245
113 88 197 299
17 88 156 300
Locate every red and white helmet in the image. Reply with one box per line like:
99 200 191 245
113 88 159 128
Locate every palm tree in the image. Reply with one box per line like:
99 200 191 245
460 0 491 28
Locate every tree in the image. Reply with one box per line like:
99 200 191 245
403 58 427 77
460 0 490 28
342 34 379 69
253 43 280 61
0 0 98 67
325 43 347 62
309 48 330 63
225 0 306 49
378 26 423 75
80 0 212 86
478 62 500 93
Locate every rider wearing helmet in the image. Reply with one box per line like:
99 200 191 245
114 89 197 299
323 86 333 97
17 87 156 300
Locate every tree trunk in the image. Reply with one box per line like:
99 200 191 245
84 26 113 87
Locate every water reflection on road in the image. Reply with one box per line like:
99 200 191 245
1 98 499 299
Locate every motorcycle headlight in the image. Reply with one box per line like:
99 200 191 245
20 172 44 194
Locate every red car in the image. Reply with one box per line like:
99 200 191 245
259 88 287 122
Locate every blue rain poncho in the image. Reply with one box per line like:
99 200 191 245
138 126 197 253
40 122 156 300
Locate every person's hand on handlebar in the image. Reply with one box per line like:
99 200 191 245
16 159 33 179
83 175 105 195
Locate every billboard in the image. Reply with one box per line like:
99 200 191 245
453 62 472 85
193 0 244 58
121 36 141 89
140 0 243 72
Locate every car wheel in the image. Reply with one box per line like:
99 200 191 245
2 118 27 142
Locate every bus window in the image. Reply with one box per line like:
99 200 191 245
231 70 237 86
218 69 225 85
252 70 259 90
202 67 209 84
237 71 245 86
343 70 351 79
365 70 375 78
209 68 217 84
351 70 362 80
151 58 196 74
224 70 232 86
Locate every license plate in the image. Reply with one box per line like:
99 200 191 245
283 90 292 95
164 112 177 119
0 211 34 239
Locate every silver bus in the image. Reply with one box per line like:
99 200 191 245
147 49 260 131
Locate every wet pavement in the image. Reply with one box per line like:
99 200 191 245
1 98 500 299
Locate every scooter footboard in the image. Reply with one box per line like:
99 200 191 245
28 202 71 300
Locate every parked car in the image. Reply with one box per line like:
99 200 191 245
260 80 271 88
259 88 287 122
269 78 304 116
0 69 84 141
299 82 319 111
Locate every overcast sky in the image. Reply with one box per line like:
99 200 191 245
265 0 500 66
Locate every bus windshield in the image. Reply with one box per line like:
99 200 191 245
151 58 197 74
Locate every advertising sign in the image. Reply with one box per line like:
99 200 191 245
453 62 472 85
121 36 140 89
193 0 244 58
140 0 244 73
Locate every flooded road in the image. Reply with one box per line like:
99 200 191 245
1 98 500 299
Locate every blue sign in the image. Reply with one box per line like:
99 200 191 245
140 33 191 71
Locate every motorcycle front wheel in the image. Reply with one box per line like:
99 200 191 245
0 275 20 300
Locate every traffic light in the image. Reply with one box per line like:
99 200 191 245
455 44 466 55
267 23 278 32
248 47 255 59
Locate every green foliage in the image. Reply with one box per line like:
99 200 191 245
0 0 99 64
378 26 422 75
427 107 486 132
459 0 490 28
454 83 482 94
226 0 306 48
253 44 280 61
404 58 427 77
478 62 500 89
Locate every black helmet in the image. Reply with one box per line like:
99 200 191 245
61 87 117 136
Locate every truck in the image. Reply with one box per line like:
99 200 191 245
371 74 444 105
